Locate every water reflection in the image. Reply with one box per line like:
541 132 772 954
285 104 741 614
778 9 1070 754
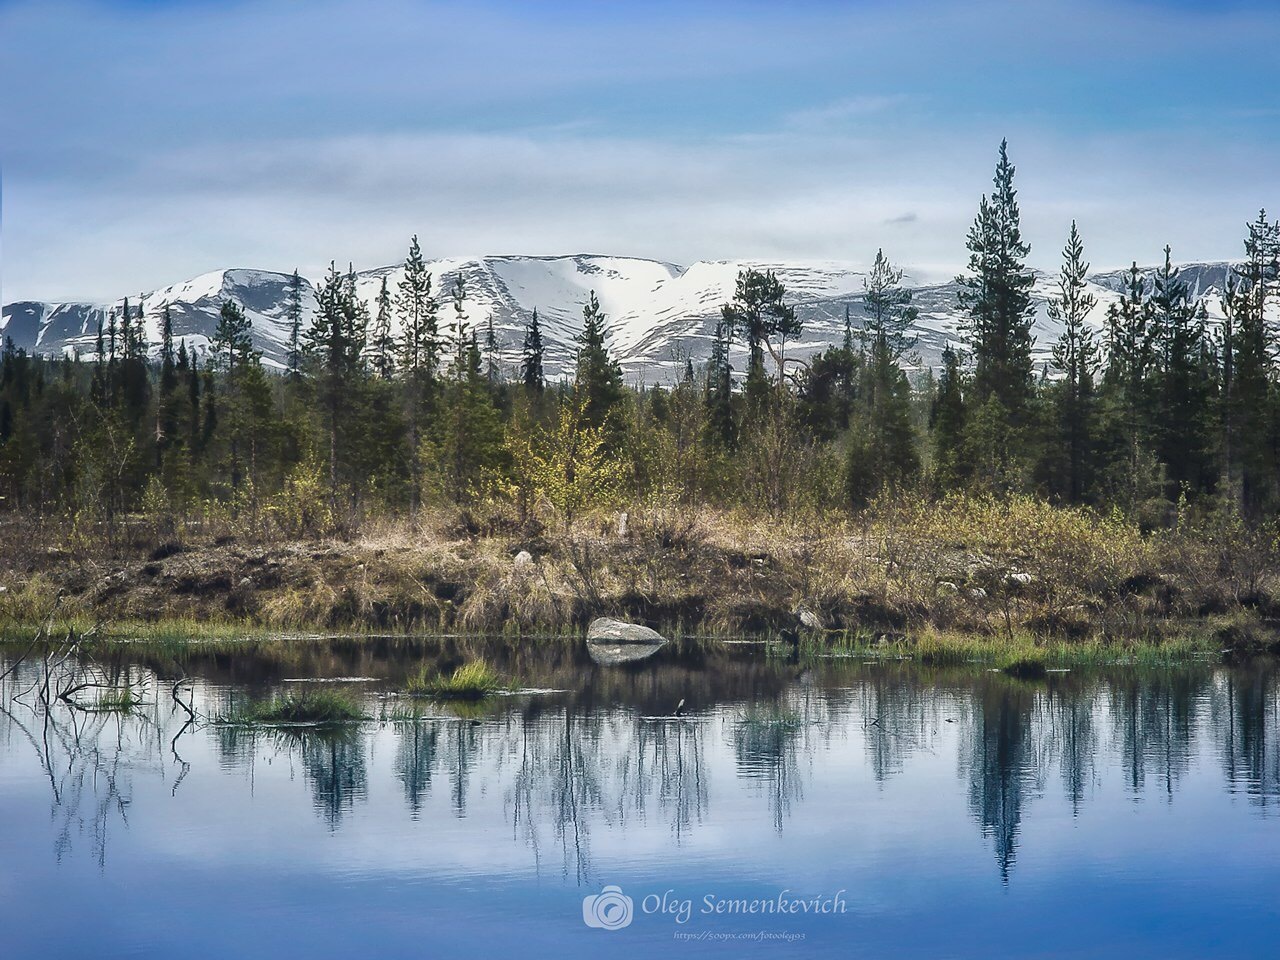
395 721 440 816
2 640 1279 889
1221 662 1280 805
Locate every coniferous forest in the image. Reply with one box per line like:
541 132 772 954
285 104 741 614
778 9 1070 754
2 141 1279 642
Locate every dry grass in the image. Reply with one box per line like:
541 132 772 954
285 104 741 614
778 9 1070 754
1 496 1276 647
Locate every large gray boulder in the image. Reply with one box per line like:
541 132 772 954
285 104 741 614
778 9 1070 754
587 617 666 645
586 618 668 666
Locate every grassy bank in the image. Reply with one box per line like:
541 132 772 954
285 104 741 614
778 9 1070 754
2 497 1278 654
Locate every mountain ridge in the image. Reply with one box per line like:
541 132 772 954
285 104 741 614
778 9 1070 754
0 255 1247 381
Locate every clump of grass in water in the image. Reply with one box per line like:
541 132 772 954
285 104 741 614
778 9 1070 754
407 659 508 700
1001 654 1048 680
738 705 802 728
221 690 367 724
91 685 142 713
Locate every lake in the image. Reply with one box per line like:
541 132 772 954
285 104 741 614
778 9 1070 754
1 636 1277 958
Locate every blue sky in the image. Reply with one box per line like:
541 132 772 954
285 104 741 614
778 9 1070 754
1 0 1278 302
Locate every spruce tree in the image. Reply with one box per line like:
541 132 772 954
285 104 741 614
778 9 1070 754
958 139 1036 423
1222 211 1279 512
861 248 919 363
371 276 395 380
574 291 625 447
521 308 545 394
1151 246 1214 498
157 306 178 468
210 300 262 494
440 302 503 503
286 269 304 379
846 249 919 504
160 306 177 395
396 235 437 377
484 314 499 384
1047 222 1099 502
304 261 367 506
115 297 151 426
705 315 735 447
394 237 438 516
930 345 968 490
1100 263 1159 508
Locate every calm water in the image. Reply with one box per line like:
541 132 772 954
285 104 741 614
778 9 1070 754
1 637 1278 959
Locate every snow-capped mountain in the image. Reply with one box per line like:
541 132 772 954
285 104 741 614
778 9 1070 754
0 256 1247 381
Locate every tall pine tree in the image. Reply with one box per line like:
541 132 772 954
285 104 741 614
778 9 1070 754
574 291 625 448
1047 222 1099 502
958 140 1036 423
521 308 545 394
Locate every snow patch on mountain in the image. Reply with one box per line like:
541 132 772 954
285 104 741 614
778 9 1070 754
2 256 1252 381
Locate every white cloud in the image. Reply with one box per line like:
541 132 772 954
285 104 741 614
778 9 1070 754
1 0 1277 302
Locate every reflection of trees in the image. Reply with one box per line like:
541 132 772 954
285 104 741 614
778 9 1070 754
630 714 707 840
854 671 938 784
1109 671 1202 798
1220 664 1280 806
1045 681 1098 816
13 638 1280 888
0 659 179 869
300 729 368 829
506 709 607 883
444 720 481 817
394 722 441 816
960 679 1039 883
502 706 711 882
732 709 802 833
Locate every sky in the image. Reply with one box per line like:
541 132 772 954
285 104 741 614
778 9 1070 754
1 0 1278 303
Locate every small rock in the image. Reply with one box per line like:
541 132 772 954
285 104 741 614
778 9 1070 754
1008 572 1034 586
238 577 253 590
513 550 534 569
616 511 629 537
968 587 988 600
937 581 960 595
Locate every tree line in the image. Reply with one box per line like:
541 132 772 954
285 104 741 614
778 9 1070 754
1 140 1277 536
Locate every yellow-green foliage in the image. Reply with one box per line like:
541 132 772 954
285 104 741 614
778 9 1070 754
268 459 334 537
506 397 627 525
889 493 1146 589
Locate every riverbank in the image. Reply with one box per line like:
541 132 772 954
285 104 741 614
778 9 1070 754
2 496 1278 655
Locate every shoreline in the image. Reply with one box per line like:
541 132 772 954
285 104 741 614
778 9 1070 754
3 499 1279 662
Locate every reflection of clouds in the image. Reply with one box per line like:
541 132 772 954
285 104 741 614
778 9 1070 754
6 1 1278 302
